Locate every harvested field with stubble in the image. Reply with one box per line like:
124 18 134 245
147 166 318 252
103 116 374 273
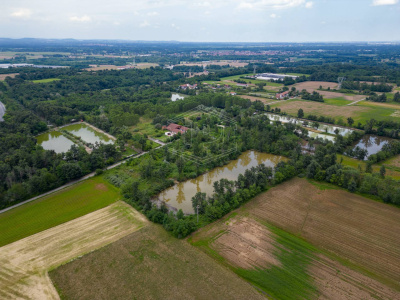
50 222 265 300
238 95 276 104
271 100 369 120
0 201 146 300
190 178 400 299
247 178 400 290
293 81 365 101
0 73 18 81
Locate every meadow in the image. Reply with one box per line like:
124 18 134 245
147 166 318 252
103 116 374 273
31 78 61 83
0 176 120 247
50 223 265 300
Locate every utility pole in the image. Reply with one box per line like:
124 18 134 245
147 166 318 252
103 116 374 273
338 77 345 89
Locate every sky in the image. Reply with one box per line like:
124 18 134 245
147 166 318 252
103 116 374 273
1 0 400 42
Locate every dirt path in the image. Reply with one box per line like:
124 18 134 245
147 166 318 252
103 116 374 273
0 201 147 300
0 101 5 122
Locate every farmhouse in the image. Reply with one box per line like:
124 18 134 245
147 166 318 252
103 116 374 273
276 91 290 100
230 92 237 96
162 123 189 135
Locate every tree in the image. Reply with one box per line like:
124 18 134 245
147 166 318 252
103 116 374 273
192 192 207 214
348 178 357 192
347 117 354 127
297 108 304 119
380 165 386 178
394 92 400 103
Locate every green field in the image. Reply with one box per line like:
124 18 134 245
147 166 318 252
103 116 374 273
130 118 170 142
323 97 352 106
0 176 120 247
190 220 319 299
31 78 61 83
220 74 284 87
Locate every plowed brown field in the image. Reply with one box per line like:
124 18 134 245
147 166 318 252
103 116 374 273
247 178 400 289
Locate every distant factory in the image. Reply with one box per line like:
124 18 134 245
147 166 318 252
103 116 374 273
255 73 298 81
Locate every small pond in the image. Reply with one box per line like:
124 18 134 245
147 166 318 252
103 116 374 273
354 135 391 157
265 113 353 136
171 93 185 102
36 131 75 153
158 150 286 214
62 123 114 145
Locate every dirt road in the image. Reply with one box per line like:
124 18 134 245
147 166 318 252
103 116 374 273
0 201 147 300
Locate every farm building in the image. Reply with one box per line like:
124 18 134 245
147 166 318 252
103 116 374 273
162 123 190 135
256 73 298 81
276 91 290 100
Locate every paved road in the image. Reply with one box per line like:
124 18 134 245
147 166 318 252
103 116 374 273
148 136 166 146
0 141 167 214
0 101 5 122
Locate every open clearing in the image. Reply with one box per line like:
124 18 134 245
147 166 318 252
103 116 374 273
191 178 400 299
0 176 119 247
0 201 146 300
0 73 18 81
50 222 265 300
292 81 365 101
31 78 61 83
246 178 400 290
294 81 338 91
271 99 369 120
238 94 276 104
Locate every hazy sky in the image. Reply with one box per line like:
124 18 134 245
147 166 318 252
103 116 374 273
1 0 400 42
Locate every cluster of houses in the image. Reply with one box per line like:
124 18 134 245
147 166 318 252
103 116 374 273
179 83 197 90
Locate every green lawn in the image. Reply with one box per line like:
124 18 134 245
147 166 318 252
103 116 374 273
324 97 352 106
0 176 120 247
32 78 61 83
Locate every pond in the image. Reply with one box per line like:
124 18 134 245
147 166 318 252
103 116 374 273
265 113 353 136
354 135 391 157
307 131 335 142
62 123 114 145
158 150 286 214
171 93 185 101
36 131 76 153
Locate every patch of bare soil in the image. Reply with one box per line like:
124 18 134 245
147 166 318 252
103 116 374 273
211 216 281 269
310 254 399 300
294 81 338 91
238 95 275 104
0 201 146 300
247 178 400 290
95 183 108 191
0 73 18 81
